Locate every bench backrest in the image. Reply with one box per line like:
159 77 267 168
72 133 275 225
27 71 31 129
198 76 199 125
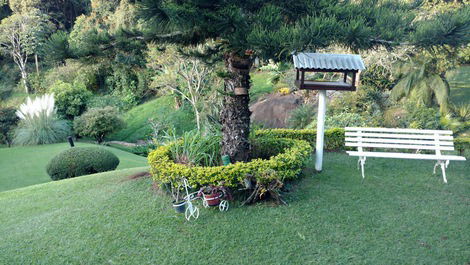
345 127 454 154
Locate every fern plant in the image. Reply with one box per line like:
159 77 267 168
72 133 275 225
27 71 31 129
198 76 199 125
13 94 70 145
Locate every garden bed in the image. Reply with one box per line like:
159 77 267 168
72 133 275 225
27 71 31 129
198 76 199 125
148 137 312 187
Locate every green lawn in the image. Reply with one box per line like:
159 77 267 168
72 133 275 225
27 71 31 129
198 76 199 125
0 142 148 192
110 96 196 143
447 65 470 105
0 153 468 265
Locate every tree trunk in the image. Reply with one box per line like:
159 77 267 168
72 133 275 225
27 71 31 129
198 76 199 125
35 54 39 75
21 70 29 94
220 52 253 162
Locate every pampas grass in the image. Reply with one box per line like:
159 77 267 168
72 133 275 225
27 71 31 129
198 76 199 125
13 94 71 145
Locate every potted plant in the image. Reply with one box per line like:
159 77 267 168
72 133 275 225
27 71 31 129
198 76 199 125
198 183 233 207
170 183 186 213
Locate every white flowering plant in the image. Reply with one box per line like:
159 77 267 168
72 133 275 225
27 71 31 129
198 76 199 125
13 94 71 145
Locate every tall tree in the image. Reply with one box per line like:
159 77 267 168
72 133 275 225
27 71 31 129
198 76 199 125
137 0 418 162
0 10 50 93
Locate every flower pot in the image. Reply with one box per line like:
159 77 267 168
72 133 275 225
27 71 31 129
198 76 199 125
203 193 220 206
172 200 186 213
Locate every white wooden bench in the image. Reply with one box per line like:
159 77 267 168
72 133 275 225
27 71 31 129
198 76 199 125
345 127 466 183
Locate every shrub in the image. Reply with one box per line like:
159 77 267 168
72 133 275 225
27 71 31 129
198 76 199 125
405 104 441 129
288 104 315 129
87 95 129 111
455 137 470 157
49 80 93 119
46 147 120 180
307 112 368 130
13 94 71 145
148 137 312 188
74 107 125 143
255 128 346 151
0 107 19 147
164 130 222 167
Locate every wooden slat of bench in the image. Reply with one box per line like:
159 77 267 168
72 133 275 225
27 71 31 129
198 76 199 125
346 151 466 161
345 127 453 134
345 137 454 146
345 142 454 151
345 132 453 140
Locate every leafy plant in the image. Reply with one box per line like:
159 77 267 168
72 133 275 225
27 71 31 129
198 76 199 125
74 107 125 144
164 130 222 167
0 107 19 147
49 80 92 119
13 94 71 145
288 104 315 129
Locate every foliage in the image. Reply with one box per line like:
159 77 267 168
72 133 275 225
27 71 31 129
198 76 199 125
454 138 470 157
255 128 346 151
74 107 124 144
13 94 70 145
46 147 120 180
149 137 312 188
288 104 315 129
87 95 128 112
391 54 452 113
0 9 51 93
162 130 222 167
49 80 92 119
109 96 196 143
405 104 441 130
40 30 70 65
147 44 222 131
0 107 19 147
308 112 369 130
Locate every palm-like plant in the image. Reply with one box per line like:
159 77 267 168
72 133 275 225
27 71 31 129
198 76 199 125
13 94 70 145
391 55 450 113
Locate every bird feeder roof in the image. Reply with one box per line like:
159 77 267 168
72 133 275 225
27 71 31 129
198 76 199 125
293 53 365 71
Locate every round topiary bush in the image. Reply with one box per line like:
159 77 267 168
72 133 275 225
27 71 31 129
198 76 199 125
47 147 120 180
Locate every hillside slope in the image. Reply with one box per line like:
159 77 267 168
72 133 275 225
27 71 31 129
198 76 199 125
0 143 148 192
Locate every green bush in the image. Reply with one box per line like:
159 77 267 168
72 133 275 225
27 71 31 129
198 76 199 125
307 112 368 130
455 137 470 157
0 107 19 147
49 80 93 119
255 128 346 151
46 147 120 180
149 137 312 187
288 104 315 129
74 107 125 143
405 104 441 129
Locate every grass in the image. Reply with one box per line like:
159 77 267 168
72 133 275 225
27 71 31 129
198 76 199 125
109 96 196 143
0 153 468 265
447 65 470 105
250 71 275 103
0 142 148 192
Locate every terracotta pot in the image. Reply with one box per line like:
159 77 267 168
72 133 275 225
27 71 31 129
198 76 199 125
203 193 220 206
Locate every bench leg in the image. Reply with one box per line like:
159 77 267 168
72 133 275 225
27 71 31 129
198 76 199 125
434 160 449 183
358 156 366 179
440 160 449 184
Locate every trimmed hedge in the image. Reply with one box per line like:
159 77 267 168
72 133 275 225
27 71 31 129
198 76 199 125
148 137 312 187
255 128 346 151
47 147 120 180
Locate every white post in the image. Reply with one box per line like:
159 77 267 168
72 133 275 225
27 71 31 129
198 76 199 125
315 90 327 171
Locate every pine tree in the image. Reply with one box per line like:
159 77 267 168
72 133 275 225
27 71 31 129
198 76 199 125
136 0 463 162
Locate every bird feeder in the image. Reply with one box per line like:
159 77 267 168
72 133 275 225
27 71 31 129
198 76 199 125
292 52 365 171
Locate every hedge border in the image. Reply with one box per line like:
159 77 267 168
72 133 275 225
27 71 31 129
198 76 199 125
255 128 346 151
148 137 312 187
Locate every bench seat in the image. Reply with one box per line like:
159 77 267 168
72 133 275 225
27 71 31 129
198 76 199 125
346 151 466 161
